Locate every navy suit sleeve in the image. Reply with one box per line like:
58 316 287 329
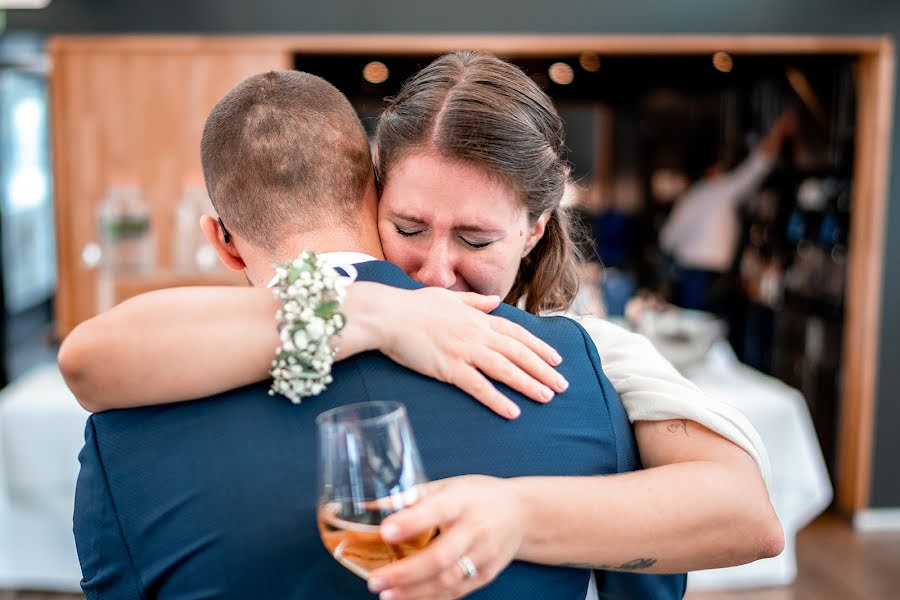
562 319 689 600
561 316 638 474
74 416 145 600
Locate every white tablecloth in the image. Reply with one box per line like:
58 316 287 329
684 342 833 589
0 364 87 591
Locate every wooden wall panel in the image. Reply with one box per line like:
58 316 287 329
50 42 290 336
836 41 895 513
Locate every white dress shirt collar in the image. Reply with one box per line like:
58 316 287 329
266 252 377 289
317 252 379 268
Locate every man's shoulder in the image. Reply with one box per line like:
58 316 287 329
493 303 594 347
352 260 422 290
351 260 594 350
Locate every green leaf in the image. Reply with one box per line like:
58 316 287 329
315 301 340 317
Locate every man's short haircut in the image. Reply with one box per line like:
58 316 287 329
201 70 372 252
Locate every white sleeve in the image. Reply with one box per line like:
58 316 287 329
571 315 772 487
659 195 695 254
724 150 775 205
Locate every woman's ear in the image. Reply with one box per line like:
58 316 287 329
524 210 553 255
200 214 246 271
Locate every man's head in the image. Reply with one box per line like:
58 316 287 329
199 70 381 285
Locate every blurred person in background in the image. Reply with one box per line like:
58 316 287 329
61 53 781 600
660 109 797 313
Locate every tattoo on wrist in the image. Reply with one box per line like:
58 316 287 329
562 557 657 571
666 419 689 437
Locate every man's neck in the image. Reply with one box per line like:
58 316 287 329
244 228 384 286
246 185 384 285
288 187 384 259
281 228 384 260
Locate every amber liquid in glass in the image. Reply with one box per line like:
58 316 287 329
317 501 436 579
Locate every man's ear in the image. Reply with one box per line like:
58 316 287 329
200 214 246 271
524 210 553 254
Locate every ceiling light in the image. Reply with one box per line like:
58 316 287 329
548 62 574 85
578 52 601 72
362 61 389 84
712 52 733 73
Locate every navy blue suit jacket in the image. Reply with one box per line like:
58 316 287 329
74 260 686 599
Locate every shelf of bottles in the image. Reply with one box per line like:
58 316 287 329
88 183 246 313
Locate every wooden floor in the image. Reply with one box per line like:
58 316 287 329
686 512 900 600
3 513 898 600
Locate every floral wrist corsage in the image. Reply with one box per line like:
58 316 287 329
268 251 348 403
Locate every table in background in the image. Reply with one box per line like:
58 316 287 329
0 365 86 591
684 342 833 589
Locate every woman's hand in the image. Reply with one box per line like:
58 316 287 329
367 476 524 600
345 284 568 419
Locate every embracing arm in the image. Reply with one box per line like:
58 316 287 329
58 286 279 413
510 320 781 571
59 283 564 415
522 317 781 569
367 420 782 599
511 419 783 572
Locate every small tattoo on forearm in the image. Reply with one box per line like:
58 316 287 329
564 557 657 571
666 419 689 437
617 558 657 570
561 562 600 570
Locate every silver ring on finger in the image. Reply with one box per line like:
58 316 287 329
457 555 479 580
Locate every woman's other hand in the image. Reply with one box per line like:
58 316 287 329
346 283 567 419
367 475 524 600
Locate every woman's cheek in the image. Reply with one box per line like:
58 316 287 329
382 236 418 273
458 259 512 297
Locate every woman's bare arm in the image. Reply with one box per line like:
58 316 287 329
59 283 565 415
366 420 783 599
58 286 281 412
511 419 782 572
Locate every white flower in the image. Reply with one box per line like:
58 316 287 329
292 331 309 350
306 319 325 338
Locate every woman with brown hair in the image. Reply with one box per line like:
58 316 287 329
60 52 779 599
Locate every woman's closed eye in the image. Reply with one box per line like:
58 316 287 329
395 226 424 237
459 236 496 249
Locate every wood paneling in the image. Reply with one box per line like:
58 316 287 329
50 40 290 337
836 41 896 513
48 34 888 56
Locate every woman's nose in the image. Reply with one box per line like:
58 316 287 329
416 242 457 289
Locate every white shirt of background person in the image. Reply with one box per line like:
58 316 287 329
660 151 774 273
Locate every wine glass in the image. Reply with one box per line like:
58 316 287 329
316 401 434 580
